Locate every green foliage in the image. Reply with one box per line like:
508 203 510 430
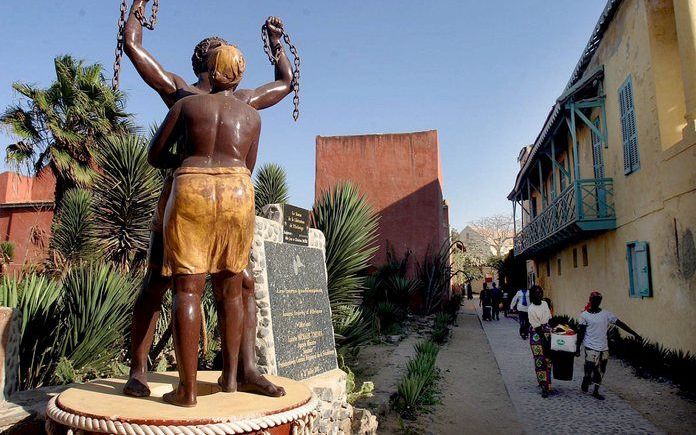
253 163 290 214
57 263 138 375
338 353 374 405
0 273 61 389
415 241 453 315
431 312 452 343
0 241 14 265
394 340 441 419
312 182 379 310
47 188 95 270
333 305 374 350
312 183 379 351
91 135 163 270
0 263 137 389
1 55 132 205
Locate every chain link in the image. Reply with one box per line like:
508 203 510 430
112 0 128 90
262 23 301 121
113 0 159 90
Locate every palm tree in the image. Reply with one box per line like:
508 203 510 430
1 55 132 208
253 163 290 214
91 135 163 270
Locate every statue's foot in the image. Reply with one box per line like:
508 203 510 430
123 373 151 397
217 374 238 393
241 371 286 397
163 387 197 407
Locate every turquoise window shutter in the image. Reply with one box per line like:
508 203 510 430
627 241 652 298
619 77 640 175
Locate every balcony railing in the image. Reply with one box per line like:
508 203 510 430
514 178 616 256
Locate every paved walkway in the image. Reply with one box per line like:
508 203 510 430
476 305 661 435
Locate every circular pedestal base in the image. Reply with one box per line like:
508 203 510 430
46 371 317 435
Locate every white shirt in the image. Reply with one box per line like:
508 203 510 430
509 289 530 312
528 301 551 328
579 309 617 351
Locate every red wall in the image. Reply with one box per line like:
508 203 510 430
315 130 449 269
0 170 55 272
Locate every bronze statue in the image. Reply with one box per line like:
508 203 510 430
121 0 293 404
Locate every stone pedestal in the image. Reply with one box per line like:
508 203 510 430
45 371 317 435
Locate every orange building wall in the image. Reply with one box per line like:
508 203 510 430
0 170 55 272
315 130 449 268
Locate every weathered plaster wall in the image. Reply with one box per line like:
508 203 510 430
315 130 449 268
533 0 696 353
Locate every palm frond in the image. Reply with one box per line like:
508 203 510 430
47 188 95 270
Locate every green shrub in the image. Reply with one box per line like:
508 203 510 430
0 241 14 265
414 340 440 358
253 163 290 214
48 188 96 271
415 242 453 315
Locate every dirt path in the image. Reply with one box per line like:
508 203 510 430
411 299 521 434
355 300 521 434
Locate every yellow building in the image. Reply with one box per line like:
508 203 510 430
508 0 696 353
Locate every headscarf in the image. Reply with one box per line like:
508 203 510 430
207 45 246 90
583 291 602 312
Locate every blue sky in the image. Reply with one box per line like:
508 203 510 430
0 1 607 229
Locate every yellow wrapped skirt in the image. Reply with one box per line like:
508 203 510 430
162 166 254 277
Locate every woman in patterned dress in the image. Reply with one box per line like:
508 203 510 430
528 285 553 398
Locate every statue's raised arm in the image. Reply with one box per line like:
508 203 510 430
124 0 187 106
237 17 294 111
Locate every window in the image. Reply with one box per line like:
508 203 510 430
546 261 550 277
582 245 589 267
619 76 640 174
559 158 568 191
557 257 562 276
573 248 578 268
531 197 538 218
627 241 652 298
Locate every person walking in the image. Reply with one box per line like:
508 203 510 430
510 287 531 339
501 285 510 317
490 282 502 321
466 282 473 300
528 285 553 398
576 291 641 400
479 283 492 321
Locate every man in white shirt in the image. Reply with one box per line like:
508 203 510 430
509 288 531 339
576 291 641 400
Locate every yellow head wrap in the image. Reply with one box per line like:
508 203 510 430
207 45 246 90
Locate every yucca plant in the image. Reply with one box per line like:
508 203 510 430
406 355 437 381
333 305 374 350
0 273 62 389
47 188 95 272
253 163 290 214
312 182 379 311
91 134 163 270
416 241 455 315
57 262 138 377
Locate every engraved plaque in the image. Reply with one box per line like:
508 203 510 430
264 241 337 380
282 204 309 246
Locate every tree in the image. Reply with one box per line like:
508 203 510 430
1 55 132 208
469 213 514 257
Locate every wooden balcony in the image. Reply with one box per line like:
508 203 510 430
514 178 616 256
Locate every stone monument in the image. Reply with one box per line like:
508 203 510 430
251 204 378 435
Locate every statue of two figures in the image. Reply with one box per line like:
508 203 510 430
120 0 296 407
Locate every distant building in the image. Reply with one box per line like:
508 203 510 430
0 170 55 272
457 226 493 262
508 0 696 352
315 130 450 269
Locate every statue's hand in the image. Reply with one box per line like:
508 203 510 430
265 16 284 41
